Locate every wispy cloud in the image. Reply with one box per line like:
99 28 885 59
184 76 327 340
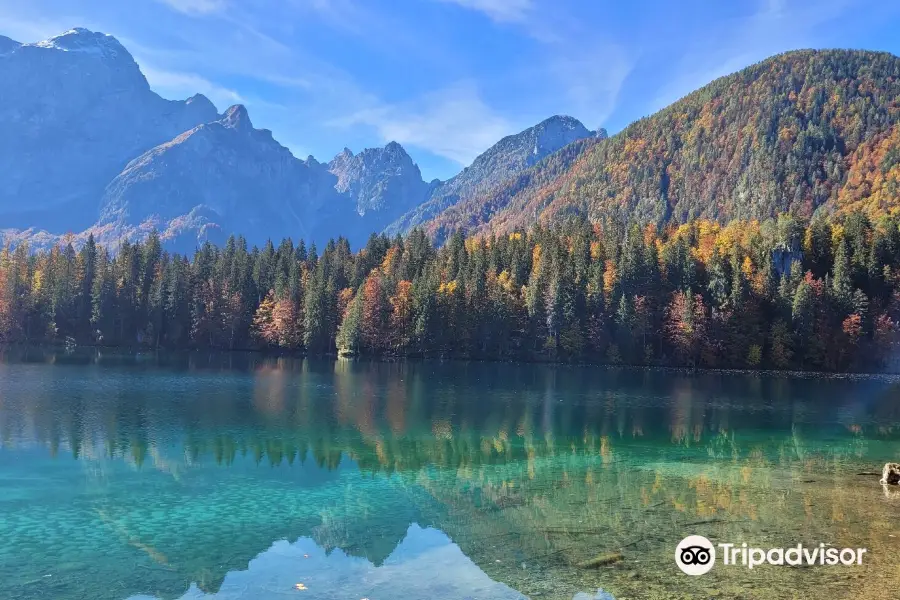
652 0 857 109
0 10 90 43
333 82 514 165
435 0 534 23
434 0 633 130
550 44 634 130
140 64 242 109
156 0 227 16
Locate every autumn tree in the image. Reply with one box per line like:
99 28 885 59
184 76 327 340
665 290 708 367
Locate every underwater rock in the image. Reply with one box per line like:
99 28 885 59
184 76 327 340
880 462 900 485
573 589 616 600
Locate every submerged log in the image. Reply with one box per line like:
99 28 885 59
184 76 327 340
880 462 900 485
576 552 624 569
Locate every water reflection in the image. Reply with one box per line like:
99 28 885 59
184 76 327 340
0 349 898 600
129 526 527 600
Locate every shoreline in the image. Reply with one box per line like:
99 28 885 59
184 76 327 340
5 342 900 380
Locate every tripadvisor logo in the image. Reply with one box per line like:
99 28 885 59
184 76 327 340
675 535 716 575
675 536 868 575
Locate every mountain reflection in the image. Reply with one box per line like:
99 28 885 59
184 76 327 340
0 349 899 600
128 525 527 600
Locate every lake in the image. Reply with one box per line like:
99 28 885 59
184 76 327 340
0 349 898 600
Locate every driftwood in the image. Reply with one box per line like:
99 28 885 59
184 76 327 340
576 552 624 569
540 527 609 535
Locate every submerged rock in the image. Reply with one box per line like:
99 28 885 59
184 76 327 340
881 462 900 485
573 589 616 600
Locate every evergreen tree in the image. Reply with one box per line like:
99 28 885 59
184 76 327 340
335 290 363 355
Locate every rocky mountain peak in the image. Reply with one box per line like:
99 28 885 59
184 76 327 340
325 141 426 219
222 104 252 131
186 93 216 112
385 114 593 237
595 127 609 140
531 115 591 157
0 26 221 229
30 27 128 60
535 114 587 131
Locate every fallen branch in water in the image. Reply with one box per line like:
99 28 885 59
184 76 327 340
680 518 741 527
540 527 609 535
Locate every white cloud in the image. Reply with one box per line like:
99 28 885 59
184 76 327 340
652 0 856 109
436 0 534 23
334 82 514 165
140 65 242 109
550 45 633 130
0 10 90 43
156 0 227 16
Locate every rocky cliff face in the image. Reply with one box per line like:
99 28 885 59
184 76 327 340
96 108 440 251
386 115 592 236
0 28 219 230
99 105 336 249
326 141 432 241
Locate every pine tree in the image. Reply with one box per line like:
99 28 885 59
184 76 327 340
832 238 852 310
91 248 115 344
336 290 363 356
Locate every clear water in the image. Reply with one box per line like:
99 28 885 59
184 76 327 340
0 349 898 600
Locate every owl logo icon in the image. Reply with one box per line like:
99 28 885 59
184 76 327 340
675 535 716 575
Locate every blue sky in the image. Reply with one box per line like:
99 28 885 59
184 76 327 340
2 0 899 181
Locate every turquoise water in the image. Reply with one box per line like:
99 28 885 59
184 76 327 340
0 349 899 600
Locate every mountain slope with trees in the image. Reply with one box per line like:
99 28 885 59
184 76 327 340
422 49 900 240
386 115 595 237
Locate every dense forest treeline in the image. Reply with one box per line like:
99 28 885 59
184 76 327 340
2 210 900 371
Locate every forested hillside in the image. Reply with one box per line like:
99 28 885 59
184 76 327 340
3 208 900 372
423 50 900 241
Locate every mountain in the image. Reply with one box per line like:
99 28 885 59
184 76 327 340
0 27 449 251
329 142 431 217
385 115 592 236
97 105 333 250
324 141 435 240
0 28 220 230
0 27 597 252
419 49 900 240
8 30 900 254
96 109 438 251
